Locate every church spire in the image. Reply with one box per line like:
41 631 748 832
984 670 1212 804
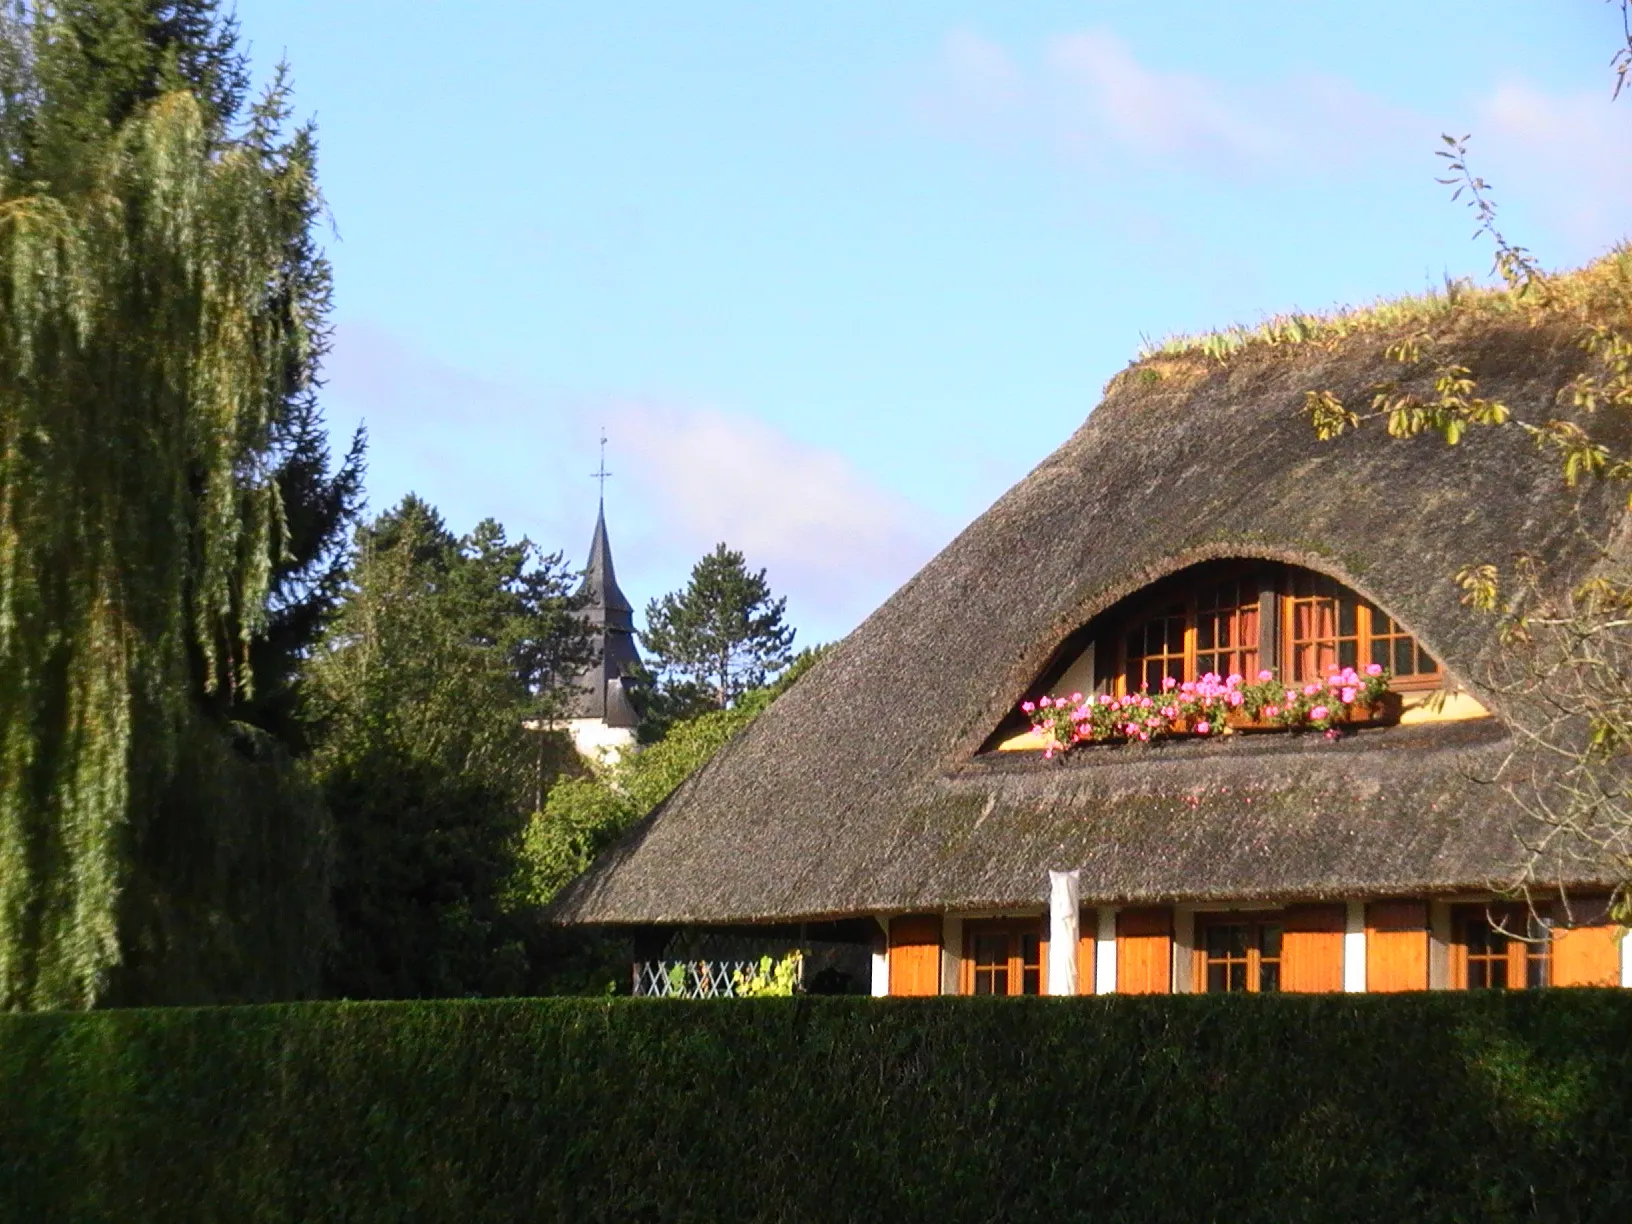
568 435 641 732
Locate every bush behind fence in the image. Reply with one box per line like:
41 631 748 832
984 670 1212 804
2 992 1630 1223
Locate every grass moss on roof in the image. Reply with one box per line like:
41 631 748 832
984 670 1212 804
1118 245 1632 382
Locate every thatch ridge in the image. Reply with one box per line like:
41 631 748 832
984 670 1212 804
551 305 1629 926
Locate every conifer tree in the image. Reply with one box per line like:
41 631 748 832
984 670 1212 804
642 544 796 708
306 498 590 998
0 2 348 1008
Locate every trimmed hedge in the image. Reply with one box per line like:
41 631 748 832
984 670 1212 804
2 992 1630 1222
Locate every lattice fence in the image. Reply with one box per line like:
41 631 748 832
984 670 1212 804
631 959 804 998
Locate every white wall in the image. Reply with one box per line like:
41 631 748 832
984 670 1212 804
566 718 638 766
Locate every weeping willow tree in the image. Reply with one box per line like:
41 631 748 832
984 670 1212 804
0 3 340 1009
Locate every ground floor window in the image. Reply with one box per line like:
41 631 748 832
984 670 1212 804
961 919 1045 995
1453 904 1550 990
1197 916 1283 993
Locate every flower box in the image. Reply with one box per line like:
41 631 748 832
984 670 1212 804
1021 664 1396 755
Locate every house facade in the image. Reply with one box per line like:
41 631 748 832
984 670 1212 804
550 311 1632 997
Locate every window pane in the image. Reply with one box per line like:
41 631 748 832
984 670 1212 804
1338 599 1357 638
1020 932 1042 994
1466 924 1495 955
1339 639 1357 669
1166 617 1185 654
1371 637 1390 668
1468 960 1487 990
1395 637 1414 676
1260 925 1283 959
1228 962 1246 991
1258 963 1280 993
973 933 1007 965
1206 963 1227 993
1207 925 1248 958
1197 618 1216 651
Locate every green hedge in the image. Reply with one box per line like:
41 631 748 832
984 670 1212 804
3 993 1629 1222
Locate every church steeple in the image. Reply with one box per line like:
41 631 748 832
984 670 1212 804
567 439 643 741
579 504 634 633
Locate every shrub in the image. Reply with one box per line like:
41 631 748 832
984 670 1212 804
2 992 1630 1222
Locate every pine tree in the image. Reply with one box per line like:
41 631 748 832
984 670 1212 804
642 544 796 708
306 498 590 998
0 2 346 1008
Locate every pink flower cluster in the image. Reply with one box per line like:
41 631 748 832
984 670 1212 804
1021 661 1392 756
1023 672 1248 757
1239 662 1389 734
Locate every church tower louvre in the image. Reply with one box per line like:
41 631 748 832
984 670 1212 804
565 498 644 764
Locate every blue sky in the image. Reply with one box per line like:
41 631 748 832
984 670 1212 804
234 1 1629 647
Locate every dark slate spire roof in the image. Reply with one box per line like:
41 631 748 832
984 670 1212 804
570 505 642 727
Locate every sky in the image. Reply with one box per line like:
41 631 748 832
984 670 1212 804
232 1 1630 648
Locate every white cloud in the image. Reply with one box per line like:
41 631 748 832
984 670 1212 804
1047 30 1283 167
1476 82 1632 246
606 399 941 621
917 28 1026 142
320 322 944 641
914 26 1629 254
918 26 1430 178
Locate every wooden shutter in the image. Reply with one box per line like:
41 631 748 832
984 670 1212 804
1366 900 1429 992
1077 908 1096 995
888 914 943 996
1552 901 1620 988
1116 907 1172 994
1281 904 1346 993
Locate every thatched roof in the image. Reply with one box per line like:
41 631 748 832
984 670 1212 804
552 307 1631 926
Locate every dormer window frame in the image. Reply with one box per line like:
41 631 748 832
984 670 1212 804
1108 561 1441 698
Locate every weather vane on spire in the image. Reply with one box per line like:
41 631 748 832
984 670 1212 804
591 429 612 508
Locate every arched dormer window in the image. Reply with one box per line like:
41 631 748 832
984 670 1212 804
1113 562 1439 697
987 558 1479 753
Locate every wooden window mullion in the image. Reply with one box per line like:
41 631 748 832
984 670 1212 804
1183 593 1198 683
1259 571 1280 679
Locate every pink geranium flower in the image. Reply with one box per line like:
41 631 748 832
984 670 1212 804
1365 662 1383 676
1340 686 1357 703
1258 670 1274 682
1195 720 1211 735
1021 701 1036 713
1310 705 1329 721
1303 683 1321 697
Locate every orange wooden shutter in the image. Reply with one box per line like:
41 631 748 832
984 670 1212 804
1116 907 1172 994
888 915 943 996
1553 923 1620 987
1077 908 1096 995
1281 904 1346 993
1366 900 1429 992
